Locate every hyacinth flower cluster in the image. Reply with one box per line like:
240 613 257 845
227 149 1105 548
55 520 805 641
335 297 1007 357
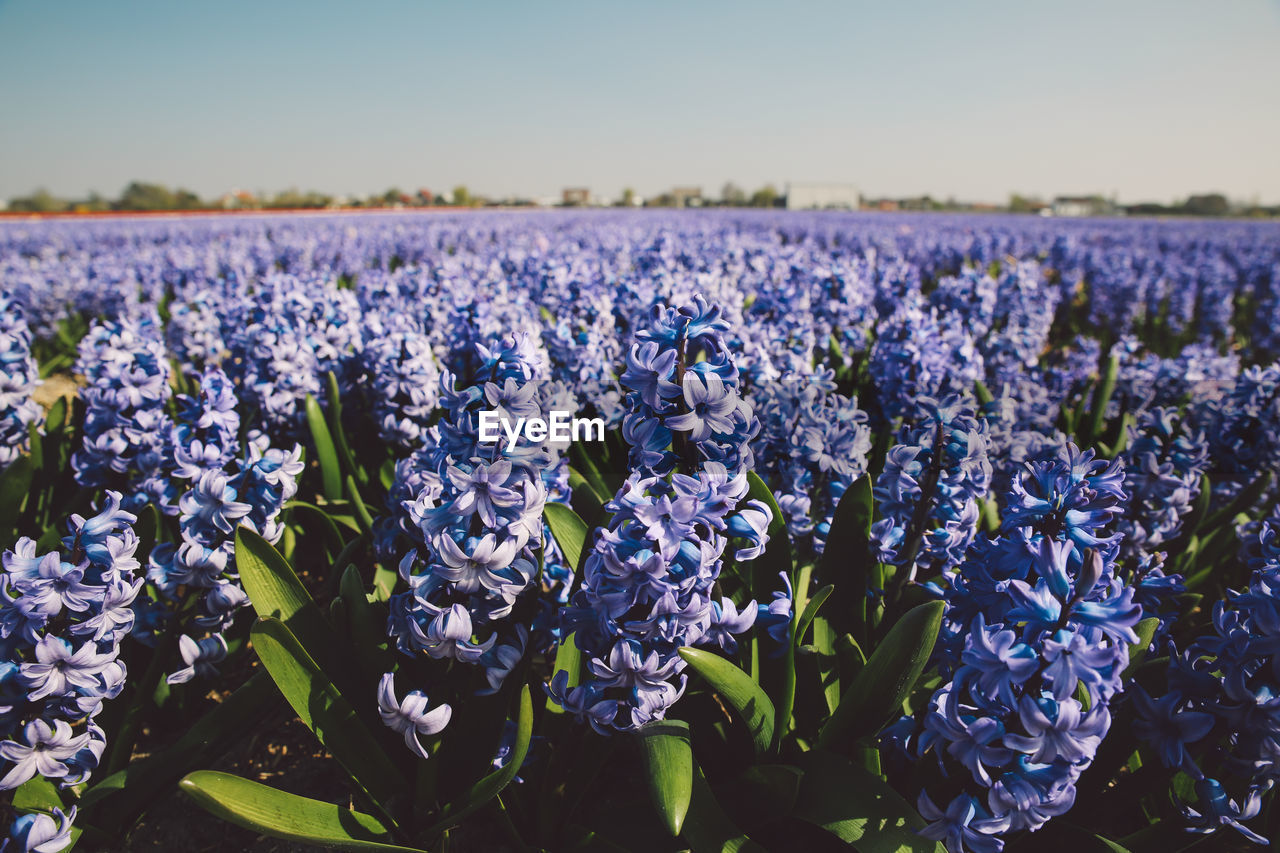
1116 407 1208 561
1129 513 1280 845
71 315 173 511
0 291 43 470
1197 362 1280 507
382 332 563 752
549 297 780 733
887 444 1140 853
0 493 142 849
144 368 303 682
361 326 442 450
871 396 993 583
224 273 364 437
868 295 984 422
749 366 872 560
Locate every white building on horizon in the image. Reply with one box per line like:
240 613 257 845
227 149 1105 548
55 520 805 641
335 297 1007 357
785 182 860 210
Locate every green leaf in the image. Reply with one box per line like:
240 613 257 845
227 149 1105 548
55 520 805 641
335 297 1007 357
250 617 407 814
1203 470 1272 533
425 684 533 838
744 471 793 596
793 584 833 648
286 500 346 557
80 672 280 835
0 454 33 532
711 764 802 835
682 763 764 853
819 600 944 746
1082 349 1120 447
812 616 841 716
347 474 375 534
678 647 775 757
306 393 343 501
974 379 994 406
567 466 607 527
327 370 366 487
569 441 617 504
373 563 398 601
236 526 351 685
637 720 693 837
546 632 583 714
1121 617 1160 680
179 771 420 852
818 474 874 644
544 501 590 573
339 565 391 673
12 775 71 814
45 395 67 434
792 750 943 852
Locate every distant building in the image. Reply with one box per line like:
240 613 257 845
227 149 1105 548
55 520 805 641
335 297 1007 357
217 189 258 209
671 187 702 208
785 182 860 210
1051 196 1117 217
562 187 590 206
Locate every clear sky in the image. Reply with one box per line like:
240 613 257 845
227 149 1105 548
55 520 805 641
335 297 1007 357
1 0 1278 204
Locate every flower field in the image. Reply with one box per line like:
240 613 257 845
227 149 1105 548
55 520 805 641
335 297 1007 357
1 209 1279 852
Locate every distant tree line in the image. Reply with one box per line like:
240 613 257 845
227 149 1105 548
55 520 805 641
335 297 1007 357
3 182 490 213
1008 192 1277 218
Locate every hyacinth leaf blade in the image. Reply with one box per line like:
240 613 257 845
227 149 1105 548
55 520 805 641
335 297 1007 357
179 771 420 852
794 584 834 650
1081 348 1121 448
1101 410 1134 457
0 453 33 539
26 420 43 472
743 470 793 595
791 750 942 853
305 392 344 501
422 684 533 840
566 466 606 524
544 500 590 574
818 600 944 747
132 501 160 551
817 473 874 643
546 632 583 714
326 369 366 487
1201 469 1273 532
775 563 814 743
810 616 841 715
743 471 794 685
11 776 74 820
78 672 281 835
284 500 346 559
710 764 802 834
678 647 776 758
346 474 375 533
250 617 407 818
236 526 367 702
1120 617 1161 680
569 440 620 505
681 763 765 853
338 564 392 674
636 720 694 836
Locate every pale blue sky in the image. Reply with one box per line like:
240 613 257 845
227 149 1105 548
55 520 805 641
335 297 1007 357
1 0 1278 204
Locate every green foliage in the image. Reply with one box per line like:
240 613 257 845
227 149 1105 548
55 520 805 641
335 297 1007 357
637 720 694 836
179 771 420 852
819 600 944 746
250 617 407 816
678 647 776 758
